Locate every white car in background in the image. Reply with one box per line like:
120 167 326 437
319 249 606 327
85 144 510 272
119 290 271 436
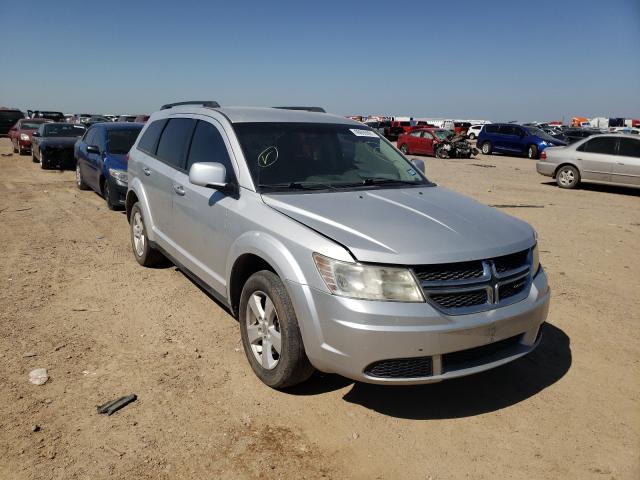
611 127 640 135
466 125 484 140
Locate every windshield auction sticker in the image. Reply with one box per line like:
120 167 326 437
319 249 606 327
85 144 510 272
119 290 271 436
349 129 379 137
258 146 278 167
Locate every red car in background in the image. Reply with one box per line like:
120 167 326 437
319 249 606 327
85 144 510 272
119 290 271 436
397 128 453 156
8 118 52 155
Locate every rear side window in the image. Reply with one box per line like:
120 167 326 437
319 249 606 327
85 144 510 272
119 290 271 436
485 125 498 134
580 137 617 154
618 138 640 157
137 119 167 155
499 125 515 135
155 118 196 170
186 121 235 176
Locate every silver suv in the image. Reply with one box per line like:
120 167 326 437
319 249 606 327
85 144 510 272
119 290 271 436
126 101 550 388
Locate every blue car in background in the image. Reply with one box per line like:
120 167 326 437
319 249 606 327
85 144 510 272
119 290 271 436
477 123 567 159
75 122 143 209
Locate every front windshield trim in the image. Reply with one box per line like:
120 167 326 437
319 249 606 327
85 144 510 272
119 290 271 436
233 122 434 193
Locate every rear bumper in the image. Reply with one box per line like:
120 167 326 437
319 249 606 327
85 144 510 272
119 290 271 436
288 268 550 385
536 161 555 177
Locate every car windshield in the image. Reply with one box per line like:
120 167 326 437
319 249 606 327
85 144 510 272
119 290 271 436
107 128 142 154
0 111 23 120
526 127 557 142
433 129 453 140
43 124 85 137
22 122 44 129
234 122 432 192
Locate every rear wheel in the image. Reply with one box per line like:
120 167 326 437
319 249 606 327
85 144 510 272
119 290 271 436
468 133 476 140
130 202 165 266
527 144 539 159
556 165 580 189
75 163 90 190
400 143 409 155
481 141 492 155
239 270 314 389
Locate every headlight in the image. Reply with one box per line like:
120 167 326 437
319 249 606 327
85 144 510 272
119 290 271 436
108 168 128 186
20 133 29 141
313 253 424 302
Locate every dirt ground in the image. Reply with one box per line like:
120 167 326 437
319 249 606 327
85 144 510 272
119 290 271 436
0 136 638 480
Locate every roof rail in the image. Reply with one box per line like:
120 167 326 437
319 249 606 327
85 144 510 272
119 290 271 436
273 106 326 113
160 101 220 110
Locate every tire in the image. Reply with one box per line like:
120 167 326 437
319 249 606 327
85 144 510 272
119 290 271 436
239 270 314 389
129 202 165 266
468 133 476 140
481 141 492 155
555 164 580 189
75 163 90 190
399 143 409 155
527 144 539 159
32 151 38 163
13 142 18 154
39 151 48 169
103 179 117 210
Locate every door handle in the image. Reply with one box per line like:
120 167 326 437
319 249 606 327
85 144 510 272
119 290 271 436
617 162 624 166
143 167 151 176
173 184 185 196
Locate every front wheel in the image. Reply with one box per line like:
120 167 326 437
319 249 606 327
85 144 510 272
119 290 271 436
239 270 314 389
39 151 48 169
528 144 539 159
556 165 580 189
481 141 492 155
468 133 476 140
399 143 409 155
32 151 38 163
103 180 118 210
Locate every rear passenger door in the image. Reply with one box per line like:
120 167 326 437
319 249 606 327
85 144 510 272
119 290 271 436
171 118 237 295
613 137 640 186
576 136 616 182
141 118 196 247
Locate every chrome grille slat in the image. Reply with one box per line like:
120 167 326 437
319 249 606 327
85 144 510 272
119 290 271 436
415 249 533 315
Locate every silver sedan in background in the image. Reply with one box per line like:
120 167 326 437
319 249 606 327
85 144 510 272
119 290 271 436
537 134 640 189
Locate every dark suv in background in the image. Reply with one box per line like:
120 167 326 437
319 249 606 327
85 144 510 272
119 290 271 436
0 108 25 135
477 123 567 159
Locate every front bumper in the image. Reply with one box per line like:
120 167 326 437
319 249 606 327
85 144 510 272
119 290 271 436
288 268 550 385
106 179 127 205
18 139 32 150
536 161 555 177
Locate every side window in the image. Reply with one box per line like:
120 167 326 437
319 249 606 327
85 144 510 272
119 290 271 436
581 137 617 154
485 125 498 134
186 121 235 177
513 127 525 137
155 118 196 170
84 128 95 145
137 119 168 155
421 132 433 139
409 131 421 137
499 125 515 135
618 138 640 158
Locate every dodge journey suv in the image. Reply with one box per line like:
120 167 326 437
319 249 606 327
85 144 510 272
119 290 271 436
126 101 550 388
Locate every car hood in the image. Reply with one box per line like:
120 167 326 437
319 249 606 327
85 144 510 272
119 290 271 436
40 137 79 147
104 153 127 170
262 187 535 265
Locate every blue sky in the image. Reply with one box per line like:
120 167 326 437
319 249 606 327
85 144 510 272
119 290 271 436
0 0 638 121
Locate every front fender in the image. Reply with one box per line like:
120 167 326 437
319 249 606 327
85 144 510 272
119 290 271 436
226 231 308 286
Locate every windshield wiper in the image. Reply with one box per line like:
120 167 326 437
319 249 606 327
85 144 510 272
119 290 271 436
360 178 419 186
259 181 336 191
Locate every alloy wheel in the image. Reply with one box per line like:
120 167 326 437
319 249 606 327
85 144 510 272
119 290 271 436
558 168 575 186
132 211 145 257
245 291 281 370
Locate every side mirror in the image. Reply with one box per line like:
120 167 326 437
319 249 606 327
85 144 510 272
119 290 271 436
189 162 236 194
86 145 100 154
411 158 425 174
32 131 40 137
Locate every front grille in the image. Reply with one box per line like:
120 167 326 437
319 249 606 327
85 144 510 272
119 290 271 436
415 249 531 315
443 334 523 372
414 260 483 282
499 277 528 300
430 289 487 309
494 250 529 274
365 356 433 379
